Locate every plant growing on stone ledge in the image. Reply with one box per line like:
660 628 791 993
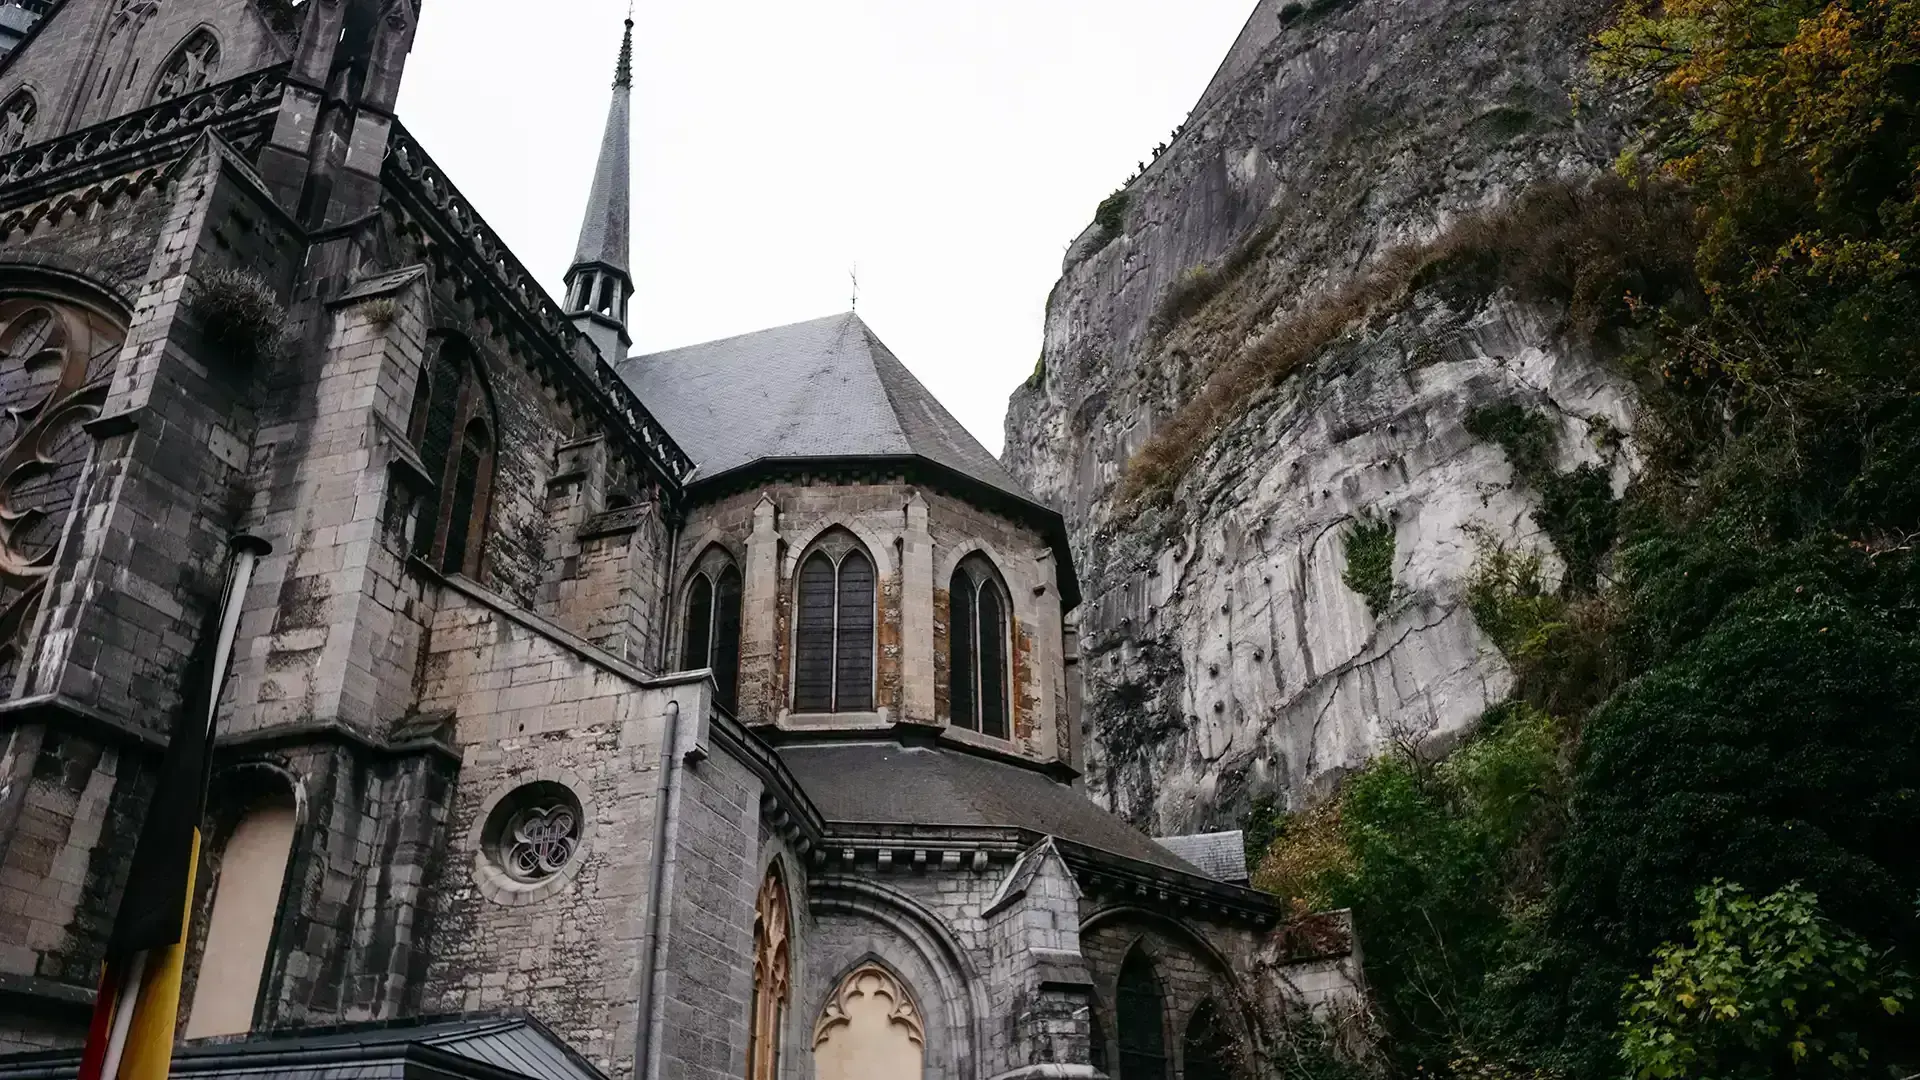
1093 190 1131 247
191 268 289 364
359 297 400 330
1343 516 1397 616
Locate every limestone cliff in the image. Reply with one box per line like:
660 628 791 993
1004 0 1639 833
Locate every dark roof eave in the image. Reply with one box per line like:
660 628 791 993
686 453 1083 610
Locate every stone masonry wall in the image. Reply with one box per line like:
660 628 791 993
677 479 1067 761
417 582 678 1080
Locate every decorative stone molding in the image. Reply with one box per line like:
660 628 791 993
466 769 597 907
813 963 926 1049
0 65 287 212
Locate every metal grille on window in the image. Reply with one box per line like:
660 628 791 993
1116 949 1169 1080
501 802 579 883
948 555 1011 738
793 536 875 713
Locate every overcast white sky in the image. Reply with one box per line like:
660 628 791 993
395 1 1255 455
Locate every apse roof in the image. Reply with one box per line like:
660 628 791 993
777 740 1202 876
616 312 1032 502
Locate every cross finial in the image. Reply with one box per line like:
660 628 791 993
850 265 860 312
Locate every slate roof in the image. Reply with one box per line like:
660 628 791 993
1155 831 1251 884
617 313 1033 502
777 740 1202 876
0 1015 605 1080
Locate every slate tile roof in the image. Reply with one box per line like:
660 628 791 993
1154 831 1251 884
617 312 1033 502
0 1015 604 1080
777 739 1203 875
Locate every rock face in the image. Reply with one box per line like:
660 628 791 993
1003 0 1637 833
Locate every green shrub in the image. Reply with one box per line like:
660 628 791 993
1467 403 1558 485
1344 517 1397 616
1621 882 1914 1080
1094 190 1130 239
1536 465 1619 592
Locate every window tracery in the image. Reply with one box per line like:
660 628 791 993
746 867 791 1080
813 964 924 1080
792 530 874 713
0 295 122 697
501 802 579 882
153 29 221 103
948 553 1011 739
1 91 36 152
682 547 743 712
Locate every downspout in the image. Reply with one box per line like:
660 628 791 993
633 696 684 1080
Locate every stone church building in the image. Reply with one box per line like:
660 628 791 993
0 3 1360 1078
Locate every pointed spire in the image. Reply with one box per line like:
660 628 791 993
615 16 634 88
564 14 637 364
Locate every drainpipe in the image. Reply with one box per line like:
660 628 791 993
633 696 684 1080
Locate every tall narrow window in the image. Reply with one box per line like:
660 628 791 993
1117 949 1169 1080
410 340 495 579
948 554 1011 739
680 551 744 713
1183 1000 1236 1080
0 90 37 152
184 801 297 1039
792 533 876 714
442 419 491 576
713 565 743 713
682 576 714 671
746 867 791 1080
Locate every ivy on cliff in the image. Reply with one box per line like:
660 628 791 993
1249 0 1920 1076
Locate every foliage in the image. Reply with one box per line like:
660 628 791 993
1119 176 1692 510
190 268 288 364
1094 190 1131 242
1344 517 1397 616
1535 465 1620 592
1621 882 1914 1080
1467 403 1559 484
1258 705 1565 1072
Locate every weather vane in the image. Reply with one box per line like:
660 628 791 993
850 264 860 312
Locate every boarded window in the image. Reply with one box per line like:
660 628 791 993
793 552 837 712
948 554 1011 738
713 565 743 713
813 965 924 1080
184 803 296 1039
682 574 714 670
1117 949 1168 1080
949 567 974 729
793 536 876 713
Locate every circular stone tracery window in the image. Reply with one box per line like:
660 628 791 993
482 781 584 886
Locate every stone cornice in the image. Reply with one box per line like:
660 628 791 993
0 65 289 216
381 124 697 501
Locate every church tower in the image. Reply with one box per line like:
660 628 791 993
565 17 636 364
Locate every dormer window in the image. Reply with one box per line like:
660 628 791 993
948 554 1010 739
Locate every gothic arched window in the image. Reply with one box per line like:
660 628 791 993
184 798 297 1039
0 90 37 152
152 28 221 103
410 339 495 578
746 867 791 1080
0 293 122 697
1183 1000 1237 1080
948 553 1011 739
792 531 874 714
1116 948 1169 1080
682 548 743 713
